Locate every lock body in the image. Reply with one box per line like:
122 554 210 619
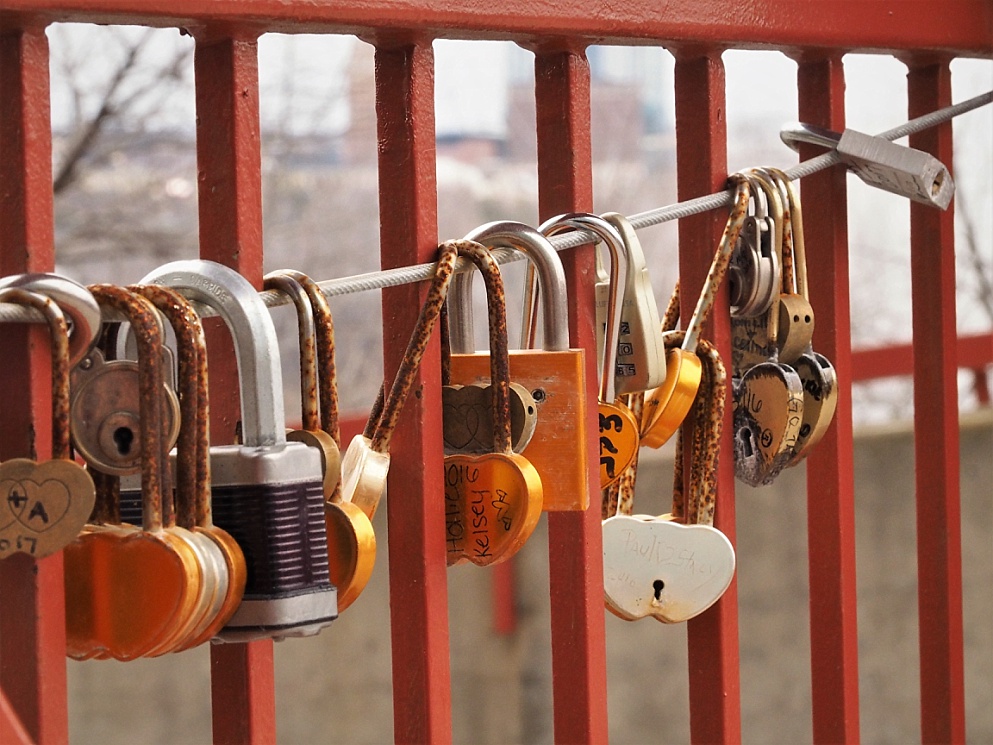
449 348 587 511
209 442 336 641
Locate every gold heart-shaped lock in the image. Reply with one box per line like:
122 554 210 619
732 362 804 486
441 382 537 455
603 338 735 623
443 241 542 567
64 286 202 661
641 178 752 448
0 288 95 559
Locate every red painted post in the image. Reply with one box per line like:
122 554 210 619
0 23 70 745
533 46 610 745
796 53 862 744
193 33 277 745
374 40 453 744
673 49 742 744
906 59 966 745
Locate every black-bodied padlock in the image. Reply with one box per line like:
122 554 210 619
140 259 336 642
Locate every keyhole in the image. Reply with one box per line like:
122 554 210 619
653 579 665 601
113 426 135 455
739 427 754 457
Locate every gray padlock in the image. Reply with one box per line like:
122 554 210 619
140 260 336 642
780 122 954 210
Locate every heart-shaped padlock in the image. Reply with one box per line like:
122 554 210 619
129 284 247 651
641 177 752 448
0 288 96 559
603 338 734 623
443 241 542 567
64 286 202 661
539 213 640 489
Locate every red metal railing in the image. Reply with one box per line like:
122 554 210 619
0 3 990 743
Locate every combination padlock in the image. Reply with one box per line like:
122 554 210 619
443 240 542 567
449 221 589 512
592 212 667 395
0 288 96 559
141 260 336 642
538 213 639 490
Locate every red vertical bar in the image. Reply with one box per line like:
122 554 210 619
907 59 966 745
374 40 453 744
796 53 861 744
0 24 70 745
534 47 610 745
194 33 277 745
673 49 742 744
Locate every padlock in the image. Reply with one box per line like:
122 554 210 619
0 273 101 366
603 335 735 623
538 213 639 490
640 177 752 448
273 269 376 613
751 167 814 365
600 390 644 521
0 288 96 560
441 300 539 456
340 241 460 523
756 170 839 466
594 212 667 394
70 311 182 476
264 271 341 496
443 240 542 567
140 260 336 642
726 184 779 319
449 221 589 512
64 285 203 661
125 284 247 651
780 121 954 210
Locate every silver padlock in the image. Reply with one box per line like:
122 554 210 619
140 260 336 642
780 122 954 210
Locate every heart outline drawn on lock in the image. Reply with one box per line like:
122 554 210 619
0 287 96 560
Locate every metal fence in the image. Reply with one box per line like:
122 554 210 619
1 2 991 743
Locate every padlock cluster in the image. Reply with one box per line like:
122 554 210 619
0 173 838 647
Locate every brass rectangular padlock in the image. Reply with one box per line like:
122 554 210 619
449 222 589 512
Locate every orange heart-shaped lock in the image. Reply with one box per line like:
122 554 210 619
0 288 96 559
642 178 752 448
603 338 735 623
64 286 202 661
443 241 542 567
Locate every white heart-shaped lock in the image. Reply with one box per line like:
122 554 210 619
602 514 735 623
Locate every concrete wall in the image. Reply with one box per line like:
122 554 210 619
66 411 992 744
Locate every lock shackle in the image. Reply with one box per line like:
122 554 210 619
140 261 286 449
758 167 808 300
367 241 461 453
455 221 569 353
264 272 320 434
276 270 339 442
779 122 841 153
0 273 101 367
744 170 787 345
453 241 514 454
131 284 209 529
538 213 628 403
682 177 752 352
0 288 72 460
89 285 168 533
